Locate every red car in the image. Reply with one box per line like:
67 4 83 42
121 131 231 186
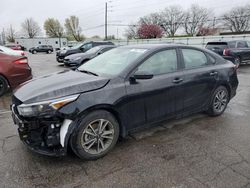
0 52 32 96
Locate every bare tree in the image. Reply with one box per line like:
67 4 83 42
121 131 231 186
21 18 41 38
160 6 185 37
44 18 64 37
139 12 163 26
184 5 210 36
223 5 250 32
124 24 138 39
64 16 84 41
6 25 16 43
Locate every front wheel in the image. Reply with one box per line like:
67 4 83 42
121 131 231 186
71 110 120 160
47 50 52 54
32 50 37 54
207 86 229 116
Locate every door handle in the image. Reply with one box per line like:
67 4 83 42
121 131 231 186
210 71 218 76
173 78 183 84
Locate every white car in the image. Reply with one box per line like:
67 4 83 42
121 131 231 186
0 46 26 56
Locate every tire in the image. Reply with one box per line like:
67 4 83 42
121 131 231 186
47 50 52 54
32 50 37 54
71 110 120 160
0 76 8 97
207 86 229 116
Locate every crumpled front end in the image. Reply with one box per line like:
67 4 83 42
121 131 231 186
11 96 72 156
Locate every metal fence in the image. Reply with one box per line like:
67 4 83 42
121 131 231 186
113 34 250 48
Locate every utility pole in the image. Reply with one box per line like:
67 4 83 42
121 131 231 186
105 2 108 40
212 17 216 29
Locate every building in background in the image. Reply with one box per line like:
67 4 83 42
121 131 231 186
15 37 68 50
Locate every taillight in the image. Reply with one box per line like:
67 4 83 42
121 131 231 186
14 58 28 64
223 48 230 56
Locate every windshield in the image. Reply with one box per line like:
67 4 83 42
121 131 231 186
78 48 148 76
72 43 85 49
206 42 228 50
86 46 102 54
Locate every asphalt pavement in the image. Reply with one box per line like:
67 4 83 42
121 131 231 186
0 53 250 188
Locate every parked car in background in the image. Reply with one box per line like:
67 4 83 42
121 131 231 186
0 52 32 96
206 40 250 65
0 46 26 56
11 44 238 160
5 44 25 51
56 41 114 63
64 45 116 67
29 45 54 54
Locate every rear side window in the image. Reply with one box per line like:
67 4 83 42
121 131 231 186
237 41 248 48
182 49 208 69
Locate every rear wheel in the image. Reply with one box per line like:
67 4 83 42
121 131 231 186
207 86 229 116
32 50 37 54
47 50 52 54
0 76 8 97
71 110 119 160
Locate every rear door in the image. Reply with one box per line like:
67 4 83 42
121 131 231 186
180 48 218 115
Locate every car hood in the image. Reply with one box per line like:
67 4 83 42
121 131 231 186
65 53 93 60
14 70 110 104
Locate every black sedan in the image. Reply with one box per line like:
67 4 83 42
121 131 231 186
64 45 116 67
11 44 238 160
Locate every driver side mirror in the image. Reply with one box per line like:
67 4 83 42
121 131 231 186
134 71 153 80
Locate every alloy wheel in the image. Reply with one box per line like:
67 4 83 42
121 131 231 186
80 119 115 155
213 90 228 113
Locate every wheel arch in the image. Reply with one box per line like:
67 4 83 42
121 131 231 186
219 82 232 99
81 58 90 64
0 73 10 88
65 104 126 152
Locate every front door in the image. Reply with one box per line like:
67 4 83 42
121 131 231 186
125 48 184 129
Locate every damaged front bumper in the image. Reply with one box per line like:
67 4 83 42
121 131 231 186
11 105 72 157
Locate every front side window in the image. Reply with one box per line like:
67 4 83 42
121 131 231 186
137 49 178 75
228 41 236 48
182 49 208 69
83 43 92 50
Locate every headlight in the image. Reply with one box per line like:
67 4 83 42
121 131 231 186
17 94 79 117
73 57 81 61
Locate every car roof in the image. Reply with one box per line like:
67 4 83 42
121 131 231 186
118 43 187 49
207 40 247 43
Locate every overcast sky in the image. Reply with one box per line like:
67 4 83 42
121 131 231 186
1 0 249 39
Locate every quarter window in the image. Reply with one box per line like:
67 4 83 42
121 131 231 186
137 49 178 75
182 49 208 69
237 41 248 48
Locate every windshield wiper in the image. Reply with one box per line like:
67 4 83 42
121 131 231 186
77 69 99 76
